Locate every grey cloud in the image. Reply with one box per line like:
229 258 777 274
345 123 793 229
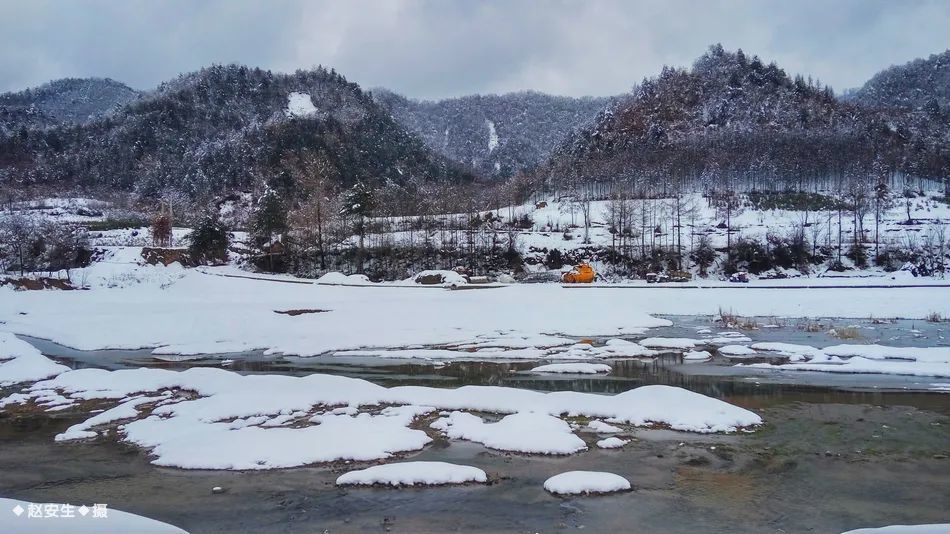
1 0 948 97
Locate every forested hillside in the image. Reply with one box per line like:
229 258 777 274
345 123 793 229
846 49 950 112
0 77 140 134
538 45 949 198
374 90 614 179
0 66 472 200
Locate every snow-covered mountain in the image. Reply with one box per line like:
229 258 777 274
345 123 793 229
0 77 140 134
846 49 950 112
542 45 948 192
0 65 472 198
373 90 615 179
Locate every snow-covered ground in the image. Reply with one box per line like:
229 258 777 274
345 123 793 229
356 190 950 281
0 333 69 387
0 497 187 533
1 340 762 468
286 91 318 117
543 471 631 495
745 344 950 378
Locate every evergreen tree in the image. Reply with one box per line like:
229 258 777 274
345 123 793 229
251 186 288 248
340 181 375 273
187 212 230 264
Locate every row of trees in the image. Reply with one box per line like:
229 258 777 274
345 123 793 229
0 214 91 279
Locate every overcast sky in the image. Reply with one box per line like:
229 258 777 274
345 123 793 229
2 0 948 99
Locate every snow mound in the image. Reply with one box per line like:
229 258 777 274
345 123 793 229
315 272 373 286
408 270 468 286
683 350 712 361
745 343 950 378
824 344 950 364
718 345 757 357
750 342 825 362
639 337 701 349
841 525 950 534
596 437 628 449
529 363 611 374
0 332 70 387
543 471 631 495
587 420 622 433
336 461 487 487
287 92 318 117
430 411 587 454
0 497 187 533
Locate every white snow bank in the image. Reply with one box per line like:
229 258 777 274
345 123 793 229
842 525 950 534
683 350 712 361
596 437 628 449
706 333 753 344
744 342 950 378
0 497 187 533
639 337 701 349
0 332 70 387
543 471 631 495
336 461 487 486
749 357 950 378
315 272 373 286
749 342 825 362
430 411 587 454
1 353 761 469
407 270 468 286
529 363 611 374
587 420 622 433
55 395 168 442
718 345 757 357
823 344 950 364
287 92 318 117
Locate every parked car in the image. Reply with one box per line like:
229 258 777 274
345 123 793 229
729 271 750 283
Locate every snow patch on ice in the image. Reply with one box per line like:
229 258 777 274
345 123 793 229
431 411 587 454
336 461 487 486
0 332 70 387
718 345 757 357
587 420 622 433
543 471 631 495
529 363 611 374
596 437 629 449
639 337 701 349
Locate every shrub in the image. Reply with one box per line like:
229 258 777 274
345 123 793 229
691 235 717 276
186 214 230 264
746 190 840 211
727 237 772 274
846 243 868 268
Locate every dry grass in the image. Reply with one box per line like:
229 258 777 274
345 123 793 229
798 321 826 333
717 308 760 330
829 327 862 340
